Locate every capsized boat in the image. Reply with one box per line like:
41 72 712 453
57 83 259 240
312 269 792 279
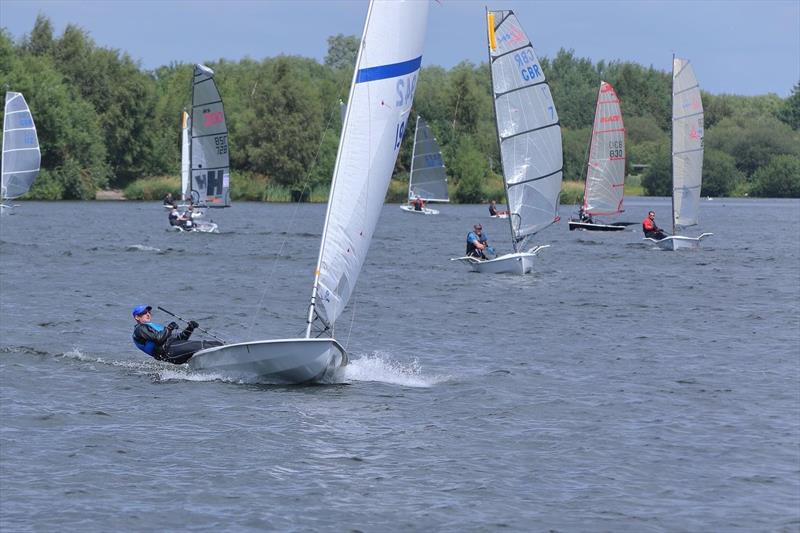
1 92 40 214
645 56 712 250
451 9 562 274
189 0 431 383
400 115 448 215
568 81 634 232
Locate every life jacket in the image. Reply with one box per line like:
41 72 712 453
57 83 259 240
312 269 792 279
642 217 656 232
133 322 166 356
466 231 485 256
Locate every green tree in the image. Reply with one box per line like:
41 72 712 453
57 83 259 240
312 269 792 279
702 149 742 197
750 155 800 197
642 145 671 196
450 137 487 203
324 34 359 70
561 126 591 182
777 81 800 130
706 115 800 178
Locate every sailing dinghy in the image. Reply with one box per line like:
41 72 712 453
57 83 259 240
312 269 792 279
1 92 40 214
645 56 712 250
451 9 562 275
569 81 634 232
173 64 230 233
400 116 448 215
189 0 430 383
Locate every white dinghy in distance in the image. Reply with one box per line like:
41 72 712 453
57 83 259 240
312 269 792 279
189 0 431 384
645 56 712 250
569 81 633 232
400 115 448 215
1 92 40 214
452 9 562 275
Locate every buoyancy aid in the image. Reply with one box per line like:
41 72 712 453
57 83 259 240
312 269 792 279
133 322 166 356
465 231 485 256
642 217 656 232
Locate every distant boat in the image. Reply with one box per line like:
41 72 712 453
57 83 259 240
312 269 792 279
569 81 635 232
644 56 712 250
173 64 230 233
400 115 448 215
452 9 561 275
188 0 430 383
1 92 40 214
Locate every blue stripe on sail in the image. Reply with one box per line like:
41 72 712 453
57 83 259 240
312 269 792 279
356 56 423 83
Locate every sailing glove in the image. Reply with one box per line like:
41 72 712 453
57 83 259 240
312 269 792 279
167 322 178 331
188 320 199 330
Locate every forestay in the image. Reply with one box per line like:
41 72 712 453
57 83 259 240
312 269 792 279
672 57 704 232
189 64 230 208
309 0 429 331
487 10 562 250
583 81 625 216
1 92 40 200
408 116 449 202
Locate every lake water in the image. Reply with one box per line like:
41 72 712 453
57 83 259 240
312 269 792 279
1 198 798 531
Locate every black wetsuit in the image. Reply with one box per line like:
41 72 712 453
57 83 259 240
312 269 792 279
132 322 222 364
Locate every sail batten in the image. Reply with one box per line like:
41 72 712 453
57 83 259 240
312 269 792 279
671 57 704 231
187 64 230 208
307 0 430 333
487 10 563 246
1 92 40 201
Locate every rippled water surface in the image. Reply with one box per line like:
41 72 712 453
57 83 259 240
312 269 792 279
1 198 798 531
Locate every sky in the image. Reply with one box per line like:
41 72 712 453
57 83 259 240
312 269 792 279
1 0 798 96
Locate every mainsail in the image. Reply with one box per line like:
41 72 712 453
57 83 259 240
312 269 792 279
1 92 40 200
188 64 230 208
672 56 704 232
487 10 562 251
307 0 430 333
408 115 449 202
583 81 625 216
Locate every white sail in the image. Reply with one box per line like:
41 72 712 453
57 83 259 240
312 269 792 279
190 64 230 208
408 115 449 202
672 57 704 232
487 10 562 250
308 0 430 331
1 92 40 200
180 110 190 201
583 81 625 216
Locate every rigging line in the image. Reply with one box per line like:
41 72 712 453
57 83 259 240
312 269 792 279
245 97 343 339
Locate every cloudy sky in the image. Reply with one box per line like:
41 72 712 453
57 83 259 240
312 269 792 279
2 0 798 96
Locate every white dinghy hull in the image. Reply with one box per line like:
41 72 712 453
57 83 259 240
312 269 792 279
400 204 439 215
451 246 549 275
188 337 347 384
644 233 713 251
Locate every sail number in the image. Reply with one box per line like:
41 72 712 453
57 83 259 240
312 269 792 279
394 121 406 150
514 49 541 82
608 140 624 159
214 135 228 155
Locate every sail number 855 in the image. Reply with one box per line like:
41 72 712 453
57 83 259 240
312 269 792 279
215 135 228 155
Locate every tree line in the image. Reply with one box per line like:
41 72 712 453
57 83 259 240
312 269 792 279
1 16 798 201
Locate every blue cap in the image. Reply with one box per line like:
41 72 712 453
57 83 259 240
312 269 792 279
132 305 152 317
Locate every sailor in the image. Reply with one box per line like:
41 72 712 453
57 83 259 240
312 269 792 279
163 192 174 206
412 196 425 211
488 200 509 217
642 210 667 240
578 206 593 224
466 224 490 259
131 305 221 364
168 204 181 227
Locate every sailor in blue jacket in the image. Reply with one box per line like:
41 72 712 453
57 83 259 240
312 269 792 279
131 305 221 364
